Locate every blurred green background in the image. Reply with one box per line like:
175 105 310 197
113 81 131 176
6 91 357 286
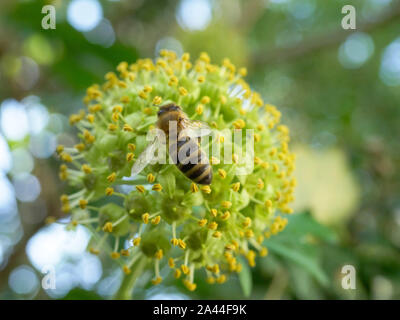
1 0 400 300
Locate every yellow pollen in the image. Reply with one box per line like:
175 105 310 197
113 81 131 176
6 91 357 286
231 182 240 192
152 184 162 191
142 213 149 224
151 216 161 225
103 222 113 233
221 201 232 209
198 219 208 227
208 221 218 230
133 237 141 246
79 199 88 209
153 96 162 105
218 169 226 179
190 183 199 193
126 153 134 161
201 185 211 194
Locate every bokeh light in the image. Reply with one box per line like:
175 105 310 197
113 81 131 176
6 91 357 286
0 99 30 141
177 0 212 31
380 37 400 86
67 0 103 32
338 33 374 69
12 173 41 203
8 265 39 296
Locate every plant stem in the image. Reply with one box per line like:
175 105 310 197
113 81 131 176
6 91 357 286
114 256 147 300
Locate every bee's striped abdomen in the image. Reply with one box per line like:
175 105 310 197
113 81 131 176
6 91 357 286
169 136 212 185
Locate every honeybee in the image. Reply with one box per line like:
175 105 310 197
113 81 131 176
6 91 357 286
130 103 213 185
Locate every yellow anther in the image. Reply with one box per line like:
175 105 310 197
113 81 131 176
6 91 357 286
218 169 226 179
260 247 268 257
151 277 162 285
151 215 161 225
181 265 190 275
208 221 218 230
123 124 133 132
178 86 188 96
220 95 227 104
60 194 69 204
105 187 114 196
195 104 204 115
155 249 163 260
221 201 232 209
89 247 100 255
239 67 247 77
136 185 145 193
133 237 141 246
178 239 186 250
56 145 64 154
121 249 130 257
107 172 116 183
60 153 72 162
168 258 175 268
265 199 273 208
103 222 113 233
232 154 239 164
111 252 120 259
113 105 123 113
138 91 147 99
120 96 130 103
143 85 152 93
108 123 118 131
74 143 85 152
142 213 149 224
206 277 215 284
171 238 179 246
182 52 190 61
128 143 136 152
213 231 222 238
245 229 254 238
152 184 162 191
233 119 245 129
147 173 155 183
126 152 134 161
201 185 211 194
221 211 230 220
153 96 162 105
210 209 218 217
231 182 240 192
199 95 210 104
216 275 227 284
123 265 131 275
242 217 252 228
174 269 182 279
198 219 208 227
197 76 205 83
190 183 199 193
79 199 88 209
256 179 264 189
184 281 197 291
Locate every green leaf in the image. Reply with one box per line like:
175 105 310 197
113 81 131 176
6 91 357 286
238 257 252 297
283 212 338 244
265 239 329 287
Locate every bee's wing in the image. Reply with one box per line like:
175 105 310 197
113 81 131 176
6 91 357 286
181 119 212 139
130 137 160 177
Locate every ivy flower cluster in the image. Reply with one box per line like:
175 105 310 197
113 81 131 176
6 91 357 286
55 50 296 292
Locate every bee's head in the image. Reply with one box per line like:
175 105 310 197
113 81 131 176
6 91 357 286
157 103 181 117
